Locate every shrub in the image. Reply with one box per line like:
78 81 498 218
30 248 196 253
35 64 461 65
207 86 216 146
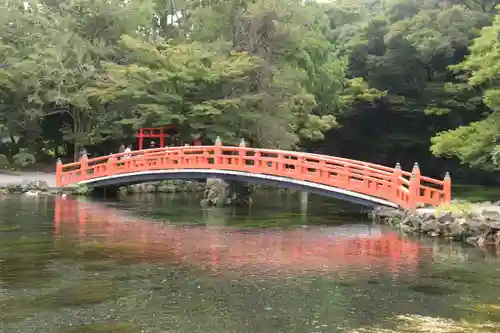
0 154 9 168
73 184 92 195
493 145 500 168
13 148 36 167
435 201 473 217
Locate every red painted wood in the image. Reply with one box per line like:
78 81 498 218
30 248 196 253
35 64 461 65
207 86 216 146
138 128 143 150
55 139 451 209
136 126 175 148
159 127 165 148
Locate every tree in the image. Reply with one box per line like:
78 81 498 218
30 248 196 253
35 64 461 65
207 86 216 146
88 36 265 144
320 0 495 177
0 0 156 158
89 0 350 149
431 9 500 170
186 0 348 147
0 2 53 150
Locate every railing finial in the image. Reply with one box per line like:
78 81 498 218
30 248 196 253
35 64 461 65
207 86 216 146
79 153 88 161
443 171 452 204
395 162 401 170
215 136 222 146
412 162 420 173
56 158 62 165
239 138 246 148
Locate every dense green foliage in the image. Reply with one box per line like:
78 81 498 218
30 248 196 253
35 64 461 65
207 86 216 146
431 11 500 170
0 0 498 182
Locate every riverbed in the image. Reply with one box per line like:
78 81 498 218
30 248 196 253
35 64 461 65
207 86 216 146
1 192 500 332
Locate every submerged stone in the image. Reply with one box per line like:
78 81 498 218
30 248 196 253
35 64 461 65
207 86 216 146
352 314 500 332
34 280 125 309
410 283 456 296
59 322 140 333
0 225 21 232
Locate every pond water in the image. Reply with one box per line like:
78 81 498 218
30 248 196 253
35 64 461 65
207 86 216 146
1 192 500 333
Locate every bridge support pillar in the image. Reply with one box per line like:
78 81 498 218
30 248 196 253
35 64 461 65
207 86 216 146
300 191 309 217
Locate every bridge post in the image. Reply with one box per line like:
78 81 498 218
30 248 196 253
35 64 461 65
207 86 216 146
214 136 222 166
393 162 402 204
56 158 63 187
443 172 451 204
239 138 246 168
342 163 350 185
408 162 421 210
107 156 117 175
80 154 88 179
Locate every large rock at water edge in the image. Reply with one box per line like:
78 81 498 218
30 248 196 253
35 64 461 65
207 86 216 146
201 178 252 207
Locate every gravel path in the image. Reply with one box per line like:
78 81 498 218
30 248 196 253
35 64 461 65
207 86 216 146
0 172 58 187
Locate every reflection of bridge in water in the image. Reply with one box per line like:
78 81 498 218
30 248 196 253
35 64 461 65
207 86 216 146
54 198 429 277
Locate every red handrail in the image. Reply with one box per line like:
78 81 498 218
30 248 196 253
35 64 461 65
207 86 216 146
56 140 451 209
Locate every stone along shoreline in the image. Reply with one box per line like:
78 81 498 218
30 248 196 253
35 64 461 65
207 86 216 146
372 202 500 248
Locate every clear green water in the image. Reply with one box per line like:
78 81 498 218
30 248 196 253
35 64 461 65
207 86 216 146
1 192 500 333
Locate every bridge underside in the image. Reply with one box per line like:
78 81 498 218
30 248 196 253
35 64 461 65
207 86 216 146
77 169 399 208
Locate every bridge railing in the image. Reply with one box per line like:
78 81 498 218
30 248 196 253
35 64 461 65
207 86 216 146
56 139 451 209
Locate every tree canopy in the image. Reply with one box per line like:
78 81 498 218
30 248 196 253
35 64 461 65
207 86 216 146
431 10 500 170
0 0 498 180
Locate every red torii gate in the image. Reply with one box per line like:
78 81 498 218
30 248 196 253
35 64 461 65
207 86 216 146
136 126 203 149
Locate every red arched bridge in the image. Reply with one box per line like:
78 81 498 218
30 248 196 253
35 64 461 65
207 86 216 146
56 138 451 209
